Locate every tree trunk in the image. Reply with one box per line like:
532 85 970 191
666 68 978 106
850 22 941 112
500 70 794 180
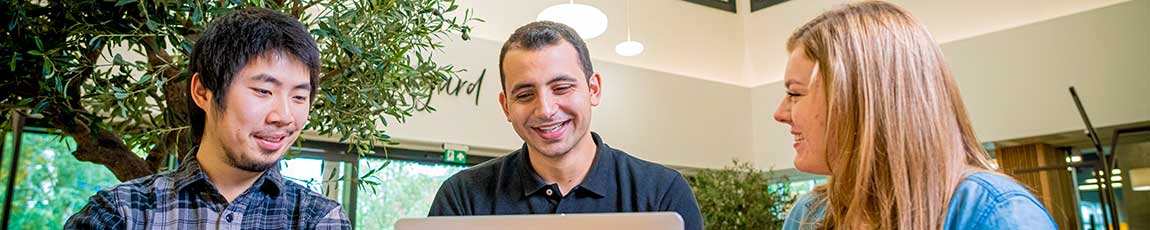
66 118 155 182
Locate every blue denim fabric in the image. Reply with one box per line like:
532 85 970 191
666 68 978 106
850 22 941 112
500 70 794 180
782 172 1058 230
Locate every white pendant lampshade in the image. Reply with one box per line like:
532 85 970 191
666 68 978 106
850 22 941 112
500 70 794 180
615 0 644 56
537 2 608 39
615 40 644 56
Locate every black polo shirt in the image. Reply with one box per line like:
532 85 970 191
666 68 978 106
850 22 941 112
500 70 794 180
428 132 703 230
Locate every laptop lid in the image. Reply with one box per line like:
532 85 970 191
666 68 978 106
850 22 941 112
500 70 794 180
395 212 684 230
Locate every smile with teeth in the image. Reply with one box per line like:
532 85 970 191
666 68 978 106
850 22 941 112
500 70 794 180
254 132 289 151
535 121 568 133
255 134 285 142
539 123 562 132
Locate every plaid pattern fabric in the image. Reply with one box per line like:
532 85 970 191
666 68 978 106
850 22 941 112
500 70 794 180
64 155 350 230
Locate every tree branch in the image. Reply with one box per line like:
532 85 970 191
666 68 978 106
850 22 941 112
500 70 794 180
68 118 156 181
56 39 158 181
142 31 194 169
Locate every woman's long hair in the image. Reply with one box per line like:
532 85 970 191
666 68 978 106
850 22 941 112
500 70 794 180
787 1 998 229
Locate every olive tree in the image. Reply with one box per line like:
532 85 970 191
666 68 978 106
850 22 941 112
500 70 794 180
0 0 478 181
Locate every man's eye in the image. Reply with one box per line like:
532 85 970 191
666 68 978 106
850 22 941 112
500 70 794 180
252 88 272 96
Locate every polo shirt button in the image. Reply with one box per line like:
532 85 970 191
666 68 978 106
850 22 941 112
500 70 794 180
546 189 554 196
225 213 234 222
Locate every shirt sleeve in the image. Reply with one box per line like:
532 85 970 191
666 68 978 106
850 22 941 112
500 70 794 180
64 191 125 230
660 174 704 230
315 205 351 230
428 175 467 216
979 195 1058 230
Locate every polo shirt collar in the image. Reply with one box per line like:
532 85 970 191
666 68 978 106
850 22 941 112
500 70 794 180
514 132 614 198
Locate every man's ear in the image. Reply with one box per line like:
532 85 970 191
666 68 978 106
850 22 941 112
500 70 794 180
190 73 214 113
588 72 602 106
498 92 510 122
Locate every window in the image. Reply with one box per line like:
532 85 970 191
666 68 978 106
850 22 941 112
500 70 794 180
0 129 486 229
355 158 467 229
282 141 487 228
282 157 349 201
0 132 121 229
784 178 827 197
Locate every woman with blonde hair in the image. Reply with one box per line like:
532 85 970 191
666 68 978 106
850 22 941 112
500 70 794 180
774 1 1057 229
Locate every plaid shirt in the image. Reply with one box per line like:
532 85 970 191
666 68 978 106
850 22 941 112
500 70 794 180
64 155 350 230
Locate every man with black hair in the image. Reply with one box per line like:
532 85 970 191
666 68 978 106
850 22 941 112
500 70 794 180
428 21 703 230
65 8 349 229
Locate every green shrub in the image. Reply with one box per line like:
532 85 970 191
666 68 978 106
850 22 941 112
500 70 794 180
688 160 796 230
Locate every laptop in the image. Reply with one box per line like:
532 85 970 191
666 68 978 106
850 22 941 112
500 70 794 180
395 212 684 230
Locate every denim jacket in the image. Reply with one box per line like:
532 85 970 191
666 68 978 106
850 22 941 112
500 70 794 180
782 172 1058 230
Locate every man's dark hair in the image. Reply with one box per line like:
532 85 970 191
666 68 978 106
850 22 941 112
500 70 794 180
187 8 320 142
498 21 593 91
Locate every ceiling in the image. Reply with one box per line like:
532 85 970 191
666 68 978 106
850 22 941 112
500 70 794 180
453 0 1131 87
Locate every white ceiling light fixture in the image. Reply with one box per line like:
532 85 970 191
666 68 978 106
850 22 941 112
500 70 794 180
537 1 608 39
615 0 644 56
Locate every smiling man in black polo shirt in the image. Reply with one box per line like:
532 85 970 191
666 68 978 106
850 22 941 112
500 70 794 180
427 21 703 230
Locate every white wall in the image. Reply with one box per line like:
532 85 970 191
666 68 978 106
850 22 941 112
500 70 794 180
385 37 755 169
454 0 748 86
740 0 1131 87
942 0 1150 143
749 0 1150 171
388 0 1149 171
379 37 523 154
750 82 793 169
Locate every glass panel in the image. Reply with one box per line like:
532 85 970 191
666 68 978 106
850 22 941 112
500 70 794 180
355 158 467 229
785 178 827 197
1114 139 1150 229
282 157 325 193
0 132 120 229
281 157 347 201
1074 154 1128 230
0 133 12 218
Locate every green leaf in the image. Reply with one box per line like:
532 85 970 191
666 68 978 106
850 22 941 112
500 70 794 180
8 54 15 71
115 0 138 7
192 7 203 24
54 76 63 93
181 41 193 54
118 102 129 117
113 54 128 65
16 98 33 106
310 28 328 37
27 50 42 56
34 36 43 51
31 101 49 114
41 60 52 76
145 19 159 31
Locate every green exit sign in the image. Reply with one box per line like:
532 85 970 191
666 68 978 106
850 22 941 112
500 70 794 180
443 143 469 164
443 149 467 164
